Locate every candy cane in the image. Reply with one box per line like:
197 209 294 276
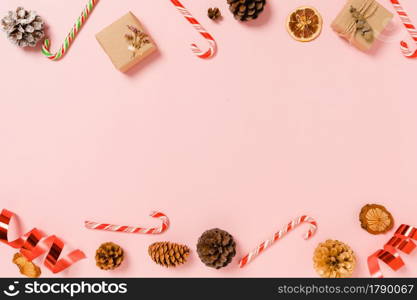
85 211 169 234
42 0 99 60
368 224 417 278
0 209 86 273
390 0 417 58
170 0 217 59
239 215 318 268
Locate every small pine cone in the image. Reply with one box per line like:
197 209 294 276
313 239 356 278
227 0 266 22
197 228 236 269
148 242 190 267
95 242 124 271
1 7 45 47
12 253 41 278
208 8 222 21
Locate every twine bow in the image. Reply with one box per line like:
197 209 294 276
343 0 378 43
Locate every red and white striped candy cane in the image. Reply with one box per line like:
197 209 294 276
391 0 417 58
85 211 169 234
170 0 217 59
239 215 318 268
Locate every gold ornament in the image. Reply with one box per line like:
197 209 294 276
12 253 41 278
313 239 356 278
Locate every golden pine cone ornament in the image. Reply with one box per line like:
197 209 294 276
197 228 236 269
95 242 124 270
360 204 394 235
148 242 190 267
313 239 356 278
12 253 41 278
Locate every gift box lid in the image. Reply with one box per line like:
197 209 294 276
96 12 157 72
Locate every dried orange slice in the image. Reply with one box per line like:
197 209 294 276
359 204 394 235
286 6 322 42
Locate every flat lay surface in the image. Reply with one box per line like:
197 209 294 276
0 0 417 277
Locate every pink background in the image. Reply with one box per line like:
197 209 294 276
1 0 417 278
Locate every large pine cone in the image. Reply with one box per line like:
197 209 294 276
197 228 236 269
313 239 356 278
1 7 44 47
227 0 266 22
95 242 124 271
149 242 190 267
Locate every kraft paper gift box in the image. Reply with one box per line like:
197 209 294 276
96 12 157 72
331 0 393 52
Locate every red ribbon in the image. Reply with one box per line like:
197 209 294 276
368 224 417 278
0 209 86 274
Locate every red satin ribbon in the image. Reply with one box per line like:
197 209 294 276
0 209 86 274
368 224 417 278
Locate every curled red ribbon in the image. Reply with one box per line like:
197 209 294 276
368 224 417 278
0 209 86 274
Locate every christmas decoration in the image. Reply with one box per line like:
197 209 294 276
227 0 266 22
390 0 417 58
197 228 236 269
286 6 322 42
360 204 394 235
0 209 85 274
331 0 393 52
313 239 356 278
170 0 217 59
208 8 222 21
1 7 44 48
125 25 150 58
85 211 169 234
42 0 99 60
239 215 317 268
368 224 417 278
148 242 190 267
12 253 41 278
96 12 157 72
350 6 373 42
95 242 124 270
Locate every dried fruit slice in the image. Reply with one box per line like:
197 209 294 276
360 204 394 235
12 253 41 278
286 6 322 42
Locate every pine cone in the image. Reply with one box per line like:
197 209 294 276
12 253 41 278
227 0 266 22
1 7 45 47
148 242 190 267
208 8 222 21
95 242 124 270
197 228 236 269
313 239 356 278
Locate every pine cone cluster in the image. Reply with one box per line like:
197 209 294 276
227 0 266 22
1 7 44 47
95 242 124 271
313 239 356 278
197 228 236 269
149 242 190 267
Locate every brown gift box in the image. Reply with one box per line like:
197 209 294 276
96 12 157 72
331 0 393 51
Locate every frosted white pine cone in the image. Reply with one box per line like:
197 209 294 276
1 7 45 47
